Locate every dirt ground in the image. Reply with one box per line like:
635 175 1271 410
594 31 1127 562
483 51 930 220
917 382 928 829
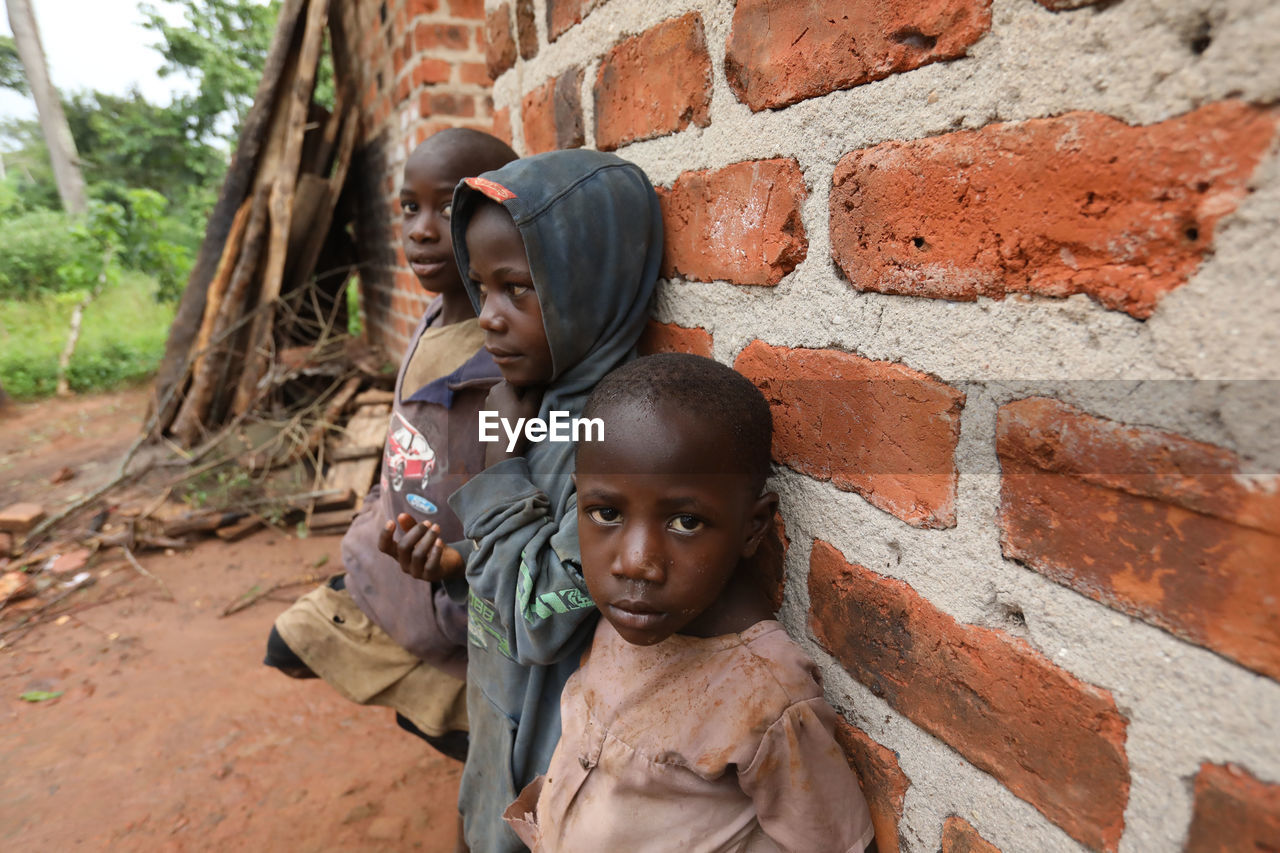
0 388 462 851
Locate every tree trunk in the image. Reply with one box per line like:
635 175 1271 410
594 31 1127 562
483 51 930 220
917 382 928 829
5 0 86 216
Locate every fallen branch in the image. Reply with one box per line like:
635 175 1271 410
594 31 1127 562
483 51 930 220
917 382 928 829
220 571 325 617
122 546 176 601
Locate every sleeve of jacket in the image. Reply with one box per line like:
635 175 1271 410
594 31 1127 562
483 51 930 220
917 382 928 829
447 456 595 667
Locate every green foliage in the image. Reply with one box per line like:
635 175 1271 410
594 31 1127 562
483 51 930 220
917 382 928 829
0 271 175 398
0 35 26 95
0 191 191 301
63 88 224 211
141 0 282 146
0 209 92 298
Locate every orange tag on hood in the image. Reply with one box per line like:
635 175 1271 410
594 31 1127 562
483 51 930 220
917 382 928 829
464 176 517 202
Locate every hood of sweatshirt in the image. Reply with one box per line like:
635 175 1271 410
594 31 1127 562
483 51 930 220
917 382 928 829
451 149 662 429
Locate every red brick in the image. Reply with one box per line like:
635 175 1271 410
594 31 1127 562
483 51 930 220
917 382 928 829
405 0 441 17
593 13 711 151
485 4 517 78
637 321 713 358
941 817 1001 853
0 502 45 533
834 721 909 853
830 102 1277 319
1185 763 1280 852
448 0 485 19
460 61 491 86
725 0 992 112
492 107 513 146
997 397 1280 681
394 74 411 104
515 0 538 60
521 68 585 154
809 541 1130 851
659 159 807 286
411 58 453 88
734 341 963 528
546 0 589 42
415 22 471 51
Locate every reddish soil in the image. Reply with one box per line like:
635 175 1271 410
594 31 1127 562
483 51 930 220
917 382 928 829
0 389 462 850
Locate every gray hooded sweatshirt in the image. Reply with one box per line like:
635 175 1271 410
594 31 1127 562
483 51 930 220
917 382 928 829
447 150 662 852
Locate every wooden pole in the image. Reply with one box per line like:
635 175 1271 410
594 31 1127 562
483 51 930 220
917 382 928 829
232 0 330 415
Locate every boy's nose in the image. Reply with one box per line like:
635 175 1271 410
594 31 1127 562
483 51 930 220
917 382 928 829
478 299 506 332
613 530 666 584
408 212 440 243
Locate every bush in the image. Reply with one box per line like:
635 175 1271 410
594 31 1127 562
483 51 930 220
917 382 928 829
0 209 97 299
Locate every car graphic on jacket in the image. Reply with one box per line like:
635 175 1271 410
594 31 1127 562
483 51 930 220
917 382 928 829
385 410 436 492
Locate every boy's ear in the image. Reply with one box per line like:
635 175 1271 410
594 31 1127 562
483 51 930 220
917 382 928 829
570 473 577 487
741 491 780 558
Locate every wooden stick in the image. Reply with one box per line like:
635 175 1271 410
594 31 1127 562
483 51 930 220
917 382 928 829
191 197 253 362
122 546 175 602
150 0 309 434
220 571 326 617
55 245 114 396
169 185 272 445
233 0 331 415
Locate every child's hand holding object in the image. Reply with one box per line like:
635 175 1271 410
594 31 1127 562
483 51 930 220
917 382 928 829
379 513 465 581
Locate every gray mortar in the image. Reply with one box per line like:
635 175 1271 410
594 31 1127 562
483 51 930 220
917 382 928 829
487 0 1280 847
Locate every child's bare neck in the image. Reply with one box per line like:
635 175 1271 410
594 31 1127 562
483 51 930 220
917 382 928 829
436 290 475 326
680 575 775 639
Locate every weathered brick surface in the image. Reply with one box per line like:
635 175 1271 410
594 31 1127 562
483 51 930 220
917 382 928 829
637 321 713 358
725 0 992 111
515 0 538 60
998 397 1280 681
521 69 585 154
485 3 516 79
1185 763 1280 852
659 159 807 286
830 102 1277 318
941 816 1001 853
546 0 590 42
414 22 470 51
734 341 963 528
492 107 512 146
834 721 909 853
593 13 712 151
809 541 1130 851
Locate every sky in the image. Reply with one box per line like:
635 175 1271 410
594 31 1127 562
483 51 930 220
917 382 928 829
1 0 196 124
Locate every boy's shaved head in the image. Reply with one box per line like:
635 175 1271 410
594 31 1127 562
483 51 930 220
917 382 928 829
582 353 774 490
408 127 517 179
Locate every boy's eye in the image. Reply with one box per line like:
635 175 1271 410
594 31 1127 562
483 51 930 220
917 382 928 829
508 283 531 298
401 200 418 215
669 515 703 534
441 202 452 220
587 507 621 525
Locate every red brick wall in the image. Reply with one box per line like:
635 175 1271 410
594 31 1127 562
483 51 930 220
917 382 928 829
349 0 1280 849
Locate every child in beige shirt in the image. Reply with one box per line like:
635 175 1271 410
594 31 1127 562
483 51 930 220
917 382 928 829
504 353 876 852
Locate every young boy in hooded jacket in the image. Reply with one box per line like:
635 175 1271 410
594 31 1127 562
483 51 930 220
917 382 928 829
380 149 663 852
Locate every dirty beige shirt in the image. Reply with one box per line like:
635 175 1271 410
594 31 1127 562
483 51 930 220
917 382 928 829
400 317 486 397
504 619 876 852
